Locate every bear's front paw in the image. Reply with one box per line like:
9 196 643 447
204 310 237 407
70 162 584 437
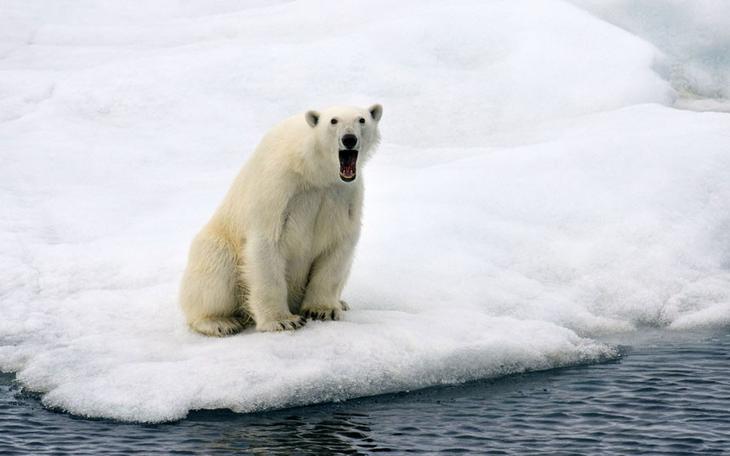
256 315 307 332
301 306 342 321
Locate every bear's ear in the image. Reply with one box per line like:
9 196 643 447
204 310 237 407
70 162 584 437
368 104 383 122
305 110 320 128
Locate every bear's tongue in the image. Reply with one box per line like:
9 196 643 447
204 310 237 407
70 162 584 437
339 150 358 182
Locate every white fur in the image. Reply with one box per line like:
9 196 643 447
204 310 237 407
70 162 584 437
180 105 382 336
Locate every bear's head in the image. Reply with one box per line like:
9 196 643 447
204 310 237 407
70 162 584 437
305 104 383 184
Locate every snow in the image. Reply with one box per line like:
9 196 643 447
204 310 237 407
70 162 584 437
571 0 730 103
1 0 729 422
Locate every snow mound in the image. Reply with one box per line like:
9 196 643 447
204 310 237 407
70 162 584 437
572 0 730 104
1 0 729 422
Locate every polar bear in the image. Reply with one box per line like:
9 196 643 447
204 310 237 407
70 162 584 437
180 104 383 336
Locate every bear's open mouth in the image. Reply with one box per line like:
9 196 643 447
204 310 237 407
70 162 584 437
339 149 358 182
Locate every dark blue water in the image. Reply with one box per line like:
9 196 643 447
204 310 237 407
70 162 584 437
2 330 729 455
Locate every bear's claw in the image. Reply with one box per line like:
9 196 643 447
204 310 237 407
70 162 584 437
190 317 247 337
301 307 342 321
258 315 306 332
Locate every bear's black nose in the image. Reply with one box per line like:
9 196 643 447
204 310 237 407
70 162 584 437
342 134 358 150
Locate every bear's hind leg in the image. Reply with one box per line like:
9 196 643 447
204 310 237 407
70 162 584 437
180 234 248 337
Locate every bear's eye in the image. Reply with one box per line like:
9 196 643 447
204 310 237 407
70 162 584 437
330 118 338 125
359 117 365 124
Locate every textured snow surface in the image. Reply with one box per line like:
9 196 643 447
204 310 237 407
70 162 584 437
1 0 729 422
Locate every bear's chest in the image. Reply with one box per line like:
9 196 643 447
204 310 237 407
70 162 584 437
281 187 358 258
